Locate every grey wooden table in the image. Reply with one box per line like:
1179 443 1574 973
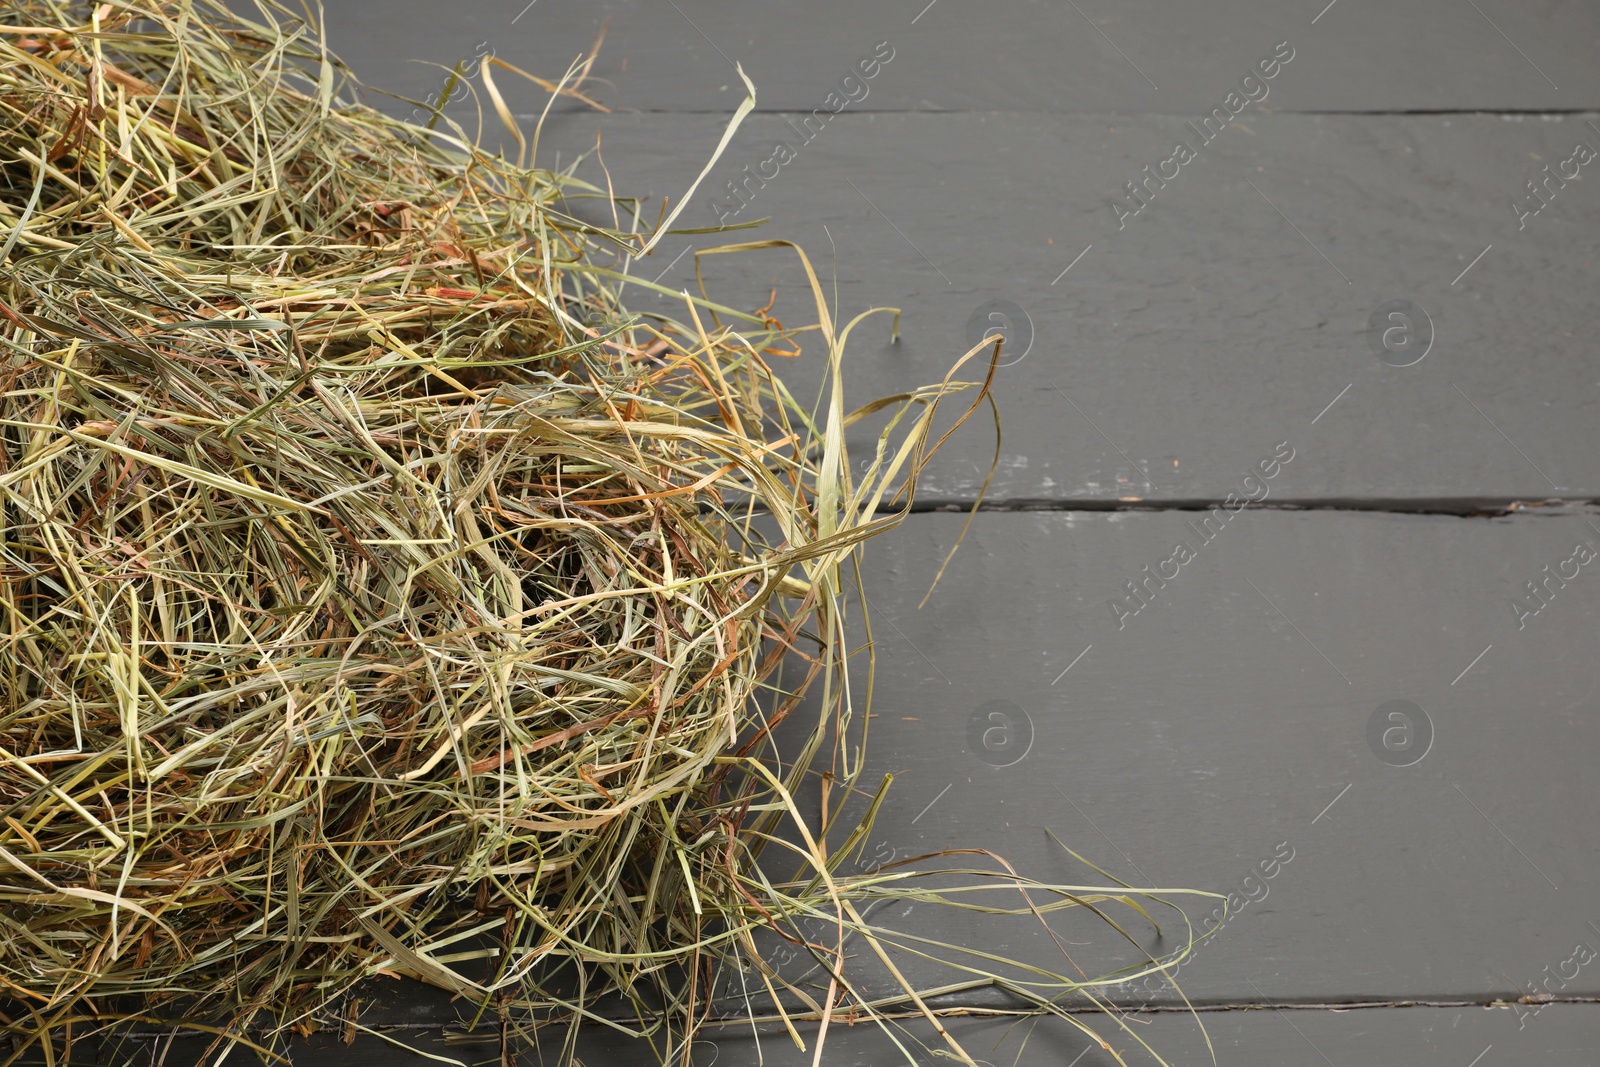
160 1 1600 1062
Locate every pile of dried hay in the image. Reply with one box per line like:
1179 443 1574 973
0 3 1207 1064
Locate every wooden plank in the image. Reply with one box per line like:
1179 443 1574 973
321 0 1600 115
735 506 1600 1006
422 108 1600 504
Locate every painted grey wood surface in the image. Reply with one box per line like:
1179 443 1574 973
321 9 1600 504
113 3 1600 1062
489 108 1600 505
323 0 1600 115
755 507 1600 1005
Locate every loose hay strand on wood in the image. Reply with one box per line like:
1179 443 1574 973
0 4 1215 1063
